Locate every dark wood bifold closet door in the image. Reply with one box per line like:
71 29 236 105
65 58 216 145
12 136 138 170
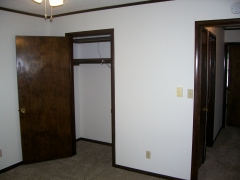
16 36 75 164
227 44 240 128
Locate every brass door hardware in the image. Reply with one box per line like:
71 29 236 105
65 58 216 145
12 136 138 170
203 107 208 112
20 108 26 113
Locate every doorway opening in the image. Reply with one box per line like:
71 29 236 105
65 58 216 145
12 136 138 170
192 18 240 179
66 29 115 166
197 27 217 168
223 43 240 128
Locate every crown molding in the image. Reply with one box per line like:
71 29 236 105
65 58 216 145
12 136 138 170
0 0 172 19
0 7 44 18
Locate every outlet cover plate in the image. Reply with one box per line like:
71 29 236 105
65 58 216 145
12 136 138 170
188 89 193 98
146 151 151 159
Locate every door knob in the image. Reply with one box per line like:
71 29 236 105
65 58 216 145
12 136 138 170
203 107 208 112
20 108 26 113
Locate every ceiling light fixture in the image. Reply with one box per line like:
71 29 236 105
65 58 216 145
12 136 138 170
33 0 64 21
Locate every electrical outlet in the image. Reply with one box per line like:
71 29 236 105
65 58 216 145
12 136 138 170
146 151 151 159
0 149 2 157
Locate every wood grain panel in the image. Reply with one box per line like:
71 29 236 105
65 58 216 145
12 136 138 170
198 28 208 168
206 32 216 147
16 36 75 163
227 44 240 128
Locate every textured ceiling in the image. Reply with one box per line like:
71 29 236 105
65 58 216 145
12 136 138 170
0 0 150 16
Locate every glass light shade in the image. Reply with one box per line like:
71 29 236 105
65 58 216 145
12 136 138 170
49 0 63 6
33 0 43 3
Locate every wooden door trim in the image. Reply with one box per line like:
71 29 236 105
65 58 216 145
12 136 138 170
68 37 77 155
192 18 240 180
65 29 116 166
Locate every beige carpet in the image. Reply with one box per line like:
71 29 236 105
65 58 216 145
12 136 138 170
198 126 240 180
0 126 239 180
0 141 162 180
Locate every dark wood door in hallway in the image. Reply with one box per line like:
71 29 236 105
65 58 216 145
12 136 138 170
198 27 208 168
227 44 240 128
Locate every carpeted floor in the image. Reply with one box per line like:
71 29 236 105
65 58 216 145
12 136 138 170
198 126 240 180
0 141 162 180
0 126 239 180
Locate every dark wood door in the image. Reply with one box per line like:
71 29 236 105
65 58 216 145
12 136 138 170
227 44 240 128
206 32 216 147
16 36 75 164
198 28 208 168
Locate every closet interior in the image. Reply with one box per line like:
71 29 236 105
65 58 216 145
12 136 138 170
72 33 113 144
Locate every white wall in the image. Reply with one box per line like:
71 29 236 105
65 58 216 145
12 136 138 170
73 42 111 142
0 10 48 170
73 42 110 59
48 1 240 179
206 27 225 140
225 30 240 42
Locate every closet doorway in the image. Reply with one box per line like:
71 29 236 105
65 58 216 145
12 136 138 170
66 29 115 165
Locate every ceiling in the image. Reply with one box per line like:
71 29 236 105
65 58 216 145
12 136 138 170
0 0 152 17
1 0 240 30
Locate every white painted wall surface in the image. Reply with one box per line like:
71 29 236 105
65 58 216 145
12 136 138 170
73 44 81 139
74 66 81 139
0 0 240 179
225 30 240 42
48 1 239 179
0 10 48 170
206 27 225 140
73 42 110 59
73 42 111 142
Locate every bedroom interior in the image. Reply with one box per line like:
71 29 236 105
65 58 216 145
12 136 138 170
0 1 240 179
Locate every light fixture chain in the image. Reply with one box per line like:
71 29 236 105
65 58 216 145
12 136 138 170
33 0 64 20
45 0 47 19
50 6 53 21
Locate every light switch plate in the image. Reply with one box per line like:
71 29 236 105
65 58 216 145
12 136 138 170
177 87 183 97
188 89 193 98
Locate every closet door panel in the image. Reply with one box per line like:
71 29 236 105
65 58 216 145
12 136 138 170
16 36 75 164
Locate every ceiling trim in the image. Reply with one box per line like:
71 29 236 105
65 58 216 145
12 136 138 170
0 0 172 19
54 0 172 18
0 7 44 18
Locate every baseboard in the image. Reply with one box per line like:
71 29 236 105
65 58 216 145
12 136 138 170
114 164 184 180
76 137 112 146
0 161 23 174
